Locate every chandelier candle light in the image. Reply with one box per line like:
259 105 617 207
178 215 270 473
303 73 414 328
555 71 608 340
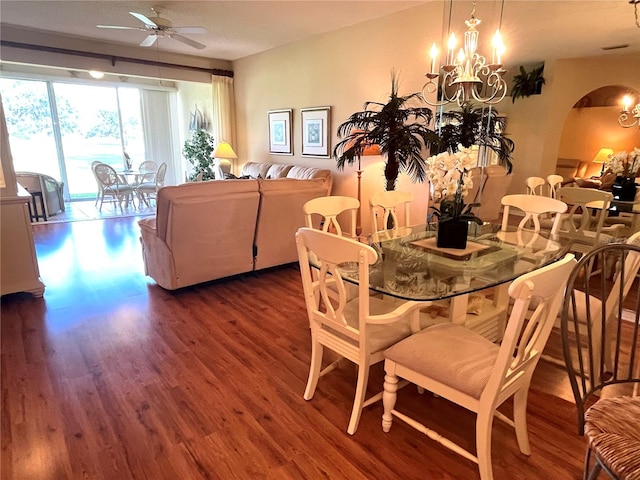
422 0 507 107
619 95 640 129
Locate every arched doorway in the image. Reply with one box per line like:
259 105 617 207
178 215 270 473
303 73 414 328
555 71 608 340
556 85 639 181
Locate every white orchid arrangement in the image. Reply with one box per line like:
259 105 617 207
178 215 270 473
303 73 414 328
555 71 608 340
426 145 482 222
606 148 640 178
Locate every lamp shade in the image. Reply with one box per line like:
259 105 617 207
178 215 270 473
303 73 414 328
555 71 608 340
212 142 237 159
592 147 613 164
346 130 381 156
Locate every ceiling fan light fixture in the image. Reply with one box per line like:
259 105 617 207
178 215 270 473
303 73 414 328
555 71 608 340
97 8 207 50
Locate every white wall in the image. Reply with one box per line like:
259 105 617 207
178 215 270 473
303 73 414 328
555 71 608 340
233 6 640 228
234 3 445 234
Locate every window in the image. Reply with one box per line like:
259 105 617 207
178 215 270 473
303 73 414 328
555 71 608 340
0 78 153 200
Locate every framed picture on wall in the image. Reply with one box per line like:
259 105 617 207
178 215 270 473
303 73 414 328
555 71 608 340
301 106 331 157
268 109 293 155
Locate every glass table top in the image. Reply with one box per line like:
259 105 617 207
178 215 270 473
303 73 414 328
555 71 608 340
337 223 571 301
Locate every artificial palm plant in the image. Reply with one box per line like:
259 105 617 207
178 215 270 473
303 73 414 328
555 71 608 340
433 103 515 173
333 72 440 191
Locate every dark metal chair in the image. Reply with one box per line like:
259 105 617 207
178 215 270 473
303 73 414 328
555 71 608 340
561 239 640 480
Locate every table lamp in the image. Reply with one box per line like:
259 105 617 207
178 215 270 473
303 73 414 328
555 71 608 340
592 147 613 176
212 141 237 179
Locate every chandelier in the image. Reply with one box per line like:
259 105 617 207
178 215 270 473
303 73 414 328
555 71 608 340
618 94 640 129
421 0 507 107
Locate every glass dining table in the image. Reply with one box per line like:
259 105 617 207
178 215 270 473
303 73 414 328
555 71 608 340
337 223 571 341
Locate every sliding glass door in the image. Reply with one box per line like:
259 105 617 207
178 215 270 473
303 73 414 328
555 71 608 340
0 78 146 200
0 79 60 180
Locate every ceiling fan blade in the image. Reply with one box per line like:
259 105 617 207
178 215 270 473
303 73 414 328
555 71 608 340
172 26 208 34
139 34 158 47
97 25 141 30
129 12 158 28
170 33 206 50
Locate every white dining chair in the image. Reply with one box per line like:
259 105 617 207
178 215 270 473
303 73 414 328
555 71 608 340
547 174 564 198
525 176 545 195
500 194 568 246
303 196 359 238
295 227 426 435
370 190 413 232
556 187 626 257
382 253 576 480
542 230 640 369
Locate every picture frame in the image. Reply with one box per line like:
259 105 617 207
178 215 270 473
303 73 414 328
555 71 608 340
301 106 331 158
268 109 293 155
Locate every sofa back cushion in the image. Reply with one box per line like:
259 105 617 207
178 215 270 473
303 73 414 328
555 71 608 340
287 166 333 194
152 179 261 286
155 180 260 242
266 164 292 179
254 178 329 270
242 162 272 179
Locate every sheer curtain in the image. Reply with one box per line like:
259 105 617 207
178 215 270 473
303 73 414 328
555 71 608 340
140 89 179 185
211 74 237 173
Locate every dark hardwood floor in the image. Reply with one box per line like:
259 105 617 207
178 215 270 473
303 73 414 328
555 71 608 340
1 217 590 479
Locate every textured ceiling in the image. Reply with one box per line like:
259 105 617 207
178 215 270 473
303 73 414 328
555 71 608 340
0 1 638 64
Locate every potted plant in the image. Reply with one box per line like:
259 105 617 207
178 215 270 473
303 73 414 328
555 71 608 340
333 71 440 192
511 64 545 103
427 146 483 249
183 129 216 181
433 103 515 173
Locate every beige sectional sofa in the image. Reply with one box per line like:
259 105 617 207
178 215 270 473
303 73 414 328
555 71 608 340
139 162 332 290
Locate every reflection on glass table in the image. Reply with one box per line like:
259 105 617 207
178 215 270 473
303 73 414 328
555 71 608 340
586 198 640 235
336 223 570 342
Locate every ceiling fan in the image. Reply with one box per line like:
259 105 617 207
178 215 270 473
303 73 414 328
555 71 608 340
97 7 207 50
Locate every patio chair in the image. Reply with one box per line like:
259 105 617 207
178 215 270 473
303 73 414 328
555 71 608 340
93 163 135 212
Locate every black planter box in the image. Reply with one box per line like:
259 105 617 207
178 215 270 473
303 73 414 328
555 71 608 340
436 219 468 249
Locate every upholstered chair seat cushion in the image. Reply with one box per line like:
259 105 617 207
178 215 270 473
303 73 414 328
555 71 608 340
384 323 499 399
336 296 436 352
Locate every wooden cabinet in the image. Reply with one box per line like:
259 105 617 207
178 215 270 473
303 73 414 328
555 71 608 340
0 185 45 297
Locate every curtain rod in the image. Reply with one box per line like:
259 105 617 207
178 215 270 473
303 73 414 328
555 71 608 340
0 40 234 78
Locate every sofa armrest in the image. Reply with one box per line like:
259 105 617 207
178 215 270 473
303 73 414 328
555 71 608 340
138 216 178 289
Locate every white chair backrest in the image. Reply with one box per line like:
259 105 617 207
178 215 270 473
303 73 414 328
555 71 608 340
483 254 576 403
501 194 568 244
303 196 359 237
526 176 546 195
547 174 564 198
604 231 640 322
556 187 613 244
296 227 377 337
370 190 413 232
